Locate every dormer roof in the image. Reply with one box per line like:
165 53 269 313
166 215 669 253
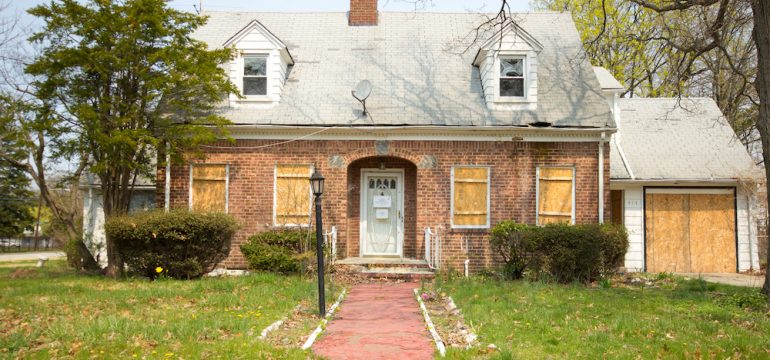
472 21 543 66
223 19 294 65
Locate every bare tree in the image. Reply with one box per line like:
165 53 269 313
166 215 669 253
0 1 99 270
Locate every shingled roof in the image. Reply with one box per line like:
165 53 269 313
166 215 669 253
195 11 614 128
610 98 759 181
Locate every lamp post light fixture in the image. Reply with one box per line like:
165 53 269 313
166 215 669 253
310 168 326 317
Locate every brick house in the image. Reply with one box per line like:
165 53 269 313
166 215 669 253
148 1 761 275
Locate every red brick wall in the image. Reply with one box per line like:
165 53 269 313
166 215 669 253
157 140 611 272
349 0 378 26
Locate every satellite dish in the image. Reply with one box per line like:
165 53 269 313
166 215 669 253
352 80 372 116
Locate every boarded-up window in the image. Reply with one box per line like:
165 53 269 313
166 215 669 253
275 164 312 226
537 167 574 225
452 167 490 228
190 164 228 213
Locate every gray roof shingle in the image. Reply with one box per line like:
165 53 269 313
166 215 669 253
196 11 614 128
610 98 759 180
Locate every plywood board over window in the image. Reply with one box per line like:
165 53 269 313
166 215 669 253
274 164 312 226
452 166 490 228
190 164 228 213
537 167 575 225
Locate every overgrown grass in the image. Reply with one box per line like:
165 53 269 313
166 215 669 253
0 261 319 359
440 276 770 359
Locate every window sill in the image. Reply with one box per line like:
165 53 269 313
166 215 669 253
449 226 490 233
240 96 273 102
493 96 533 103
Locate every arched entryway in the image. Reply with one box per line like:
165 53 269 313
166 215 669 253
345 156 418 259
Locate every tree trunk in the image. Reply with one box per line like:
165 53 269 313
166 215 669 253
751 0 770 299
102 184 125 278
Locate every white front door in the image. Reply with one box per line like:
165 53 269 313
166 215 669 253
361 170 403 256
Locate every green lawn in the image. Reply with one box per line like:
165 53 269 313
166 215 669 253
0 261 318 359
438 276 770 359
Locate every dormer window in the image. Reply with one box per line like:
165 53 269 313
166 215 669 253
243 55 268 96
500 57 525 97
223 20 294 106
472 22 542 110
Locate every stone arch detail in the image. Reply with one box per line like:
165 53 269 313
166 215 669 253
340 145 425 168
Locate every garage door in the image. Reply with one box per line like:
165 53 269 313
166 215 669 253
645 189 736 273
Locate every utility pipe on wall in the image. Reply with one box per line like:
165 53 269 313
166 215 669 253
598 132 605 224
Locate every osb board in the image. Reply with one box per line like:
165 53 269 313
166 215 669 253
688 194 736 273
537 168 573 225
453 181 488 226
275 177 310 226
192 164 226 180
454 167 488 181
539 215 572 225
646 193 689 273
610 190 623 225
192 180 226 213
645 193 736 273
277 164 311 178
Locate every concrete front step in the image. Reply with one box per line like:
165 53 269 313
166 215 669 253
336 257 431 269
335 257 435 280
361 267 435 280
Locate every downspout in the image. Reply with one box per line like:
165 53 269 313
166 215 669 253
164 142 171 212
748 189 756 271
598 132 605 224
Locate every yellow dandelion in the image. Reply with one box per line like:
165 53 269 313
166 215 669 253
155 266 163 273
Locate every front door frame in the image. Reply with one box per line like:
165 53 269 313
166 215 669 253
360 168 405 257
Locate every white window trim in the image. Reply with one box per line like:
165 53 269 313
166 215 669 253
494 52 531 103
535 166 576 225
450 165 492 229
272 163 314 227
240 52 271 102
188 162 230 213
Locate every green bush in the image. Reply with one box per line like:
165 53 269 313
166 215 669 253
240 230 315 274
489 222 629 283
106 210 238 279
489 221 541 279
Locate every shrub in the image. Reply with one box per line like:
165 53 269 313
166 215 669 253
106 210 238 279
489 222 629 283
240 230 315 274
489 221 541 279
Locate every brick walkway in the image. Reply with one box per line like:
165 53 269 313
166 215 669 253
312 282 435 360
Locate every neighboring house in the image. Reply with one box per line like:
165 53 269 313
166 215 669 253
81 174 155 266
149 0 761 274
603 93 762 273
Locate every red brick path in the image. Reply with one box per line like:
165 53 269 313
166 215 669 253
312 283 434 360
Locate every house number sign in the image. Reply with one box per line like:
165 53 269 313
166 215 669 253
372 195 391 208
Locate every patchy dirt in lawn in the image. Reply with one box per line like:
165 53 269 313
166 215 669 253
263 299 320 349
418 289 479 350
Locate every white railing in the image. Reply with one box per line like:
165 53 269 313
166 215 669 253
424 227 442 270
324 226 337 265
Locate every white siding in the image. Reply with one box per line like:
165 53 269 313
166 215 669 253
737 187 760 271
228 27 290 107
477 32 539 111
621 187 645 271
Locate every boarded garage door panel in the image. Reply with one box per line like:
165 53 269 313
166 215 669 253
645 191 736 273
646 194 689 273
689 194 736 273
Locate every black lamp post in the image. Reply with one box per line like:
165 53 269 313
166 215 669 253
310 168 326 317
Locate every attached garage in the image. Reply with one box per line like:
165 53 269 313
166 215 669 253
644 188 736 273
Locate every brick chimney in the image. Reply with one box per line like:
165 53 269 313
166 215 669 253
349 0 378 26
